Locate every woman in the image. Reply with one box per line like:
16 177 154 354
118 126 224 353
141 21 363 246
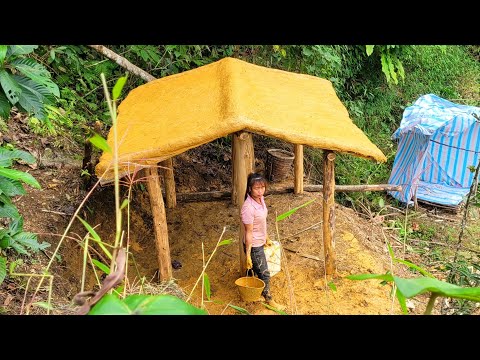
241 172 285 311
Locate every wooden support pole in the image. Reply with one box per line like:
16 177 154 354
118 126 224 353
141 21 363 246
232 132 254 206
294 144 304 194
161 157 176 209
322 150 336 279
144 166 172 281
232 131 254 276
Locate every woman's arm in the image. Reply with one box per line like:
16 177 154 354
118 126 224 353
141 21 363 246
244 223 253 268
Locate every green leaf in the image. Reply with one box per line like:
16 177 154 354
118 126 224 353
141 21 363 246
0 168 40 189
0 177 25 197
0 70 21 105
218 238 233 246
76 216 112 260
327 281 337 292
0 92 11 119
112 74 128 101
120 199 129 210
276 198 316 222
228 304 250 315
386 242 395 260
89 133 111 153
0 257 6 285
0 202 19 219
12 231 49 252
7 45 38 56
11 58 59 97
380 54 391 83
0 46 7 65
32 301 53 310
204 273 211 300
395 287 408 314
15 81 48 120
394 258 435 278
366 45 375 56
122 294 208 315
0 233 12 249
9 216 23 234
10 241 29 256
393 276 480 302
0 146 36 166
92 258 110 275
89 294 132 315
346 273 394 282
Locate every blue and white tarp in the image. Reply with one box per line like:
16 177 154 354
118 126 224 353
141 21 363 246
388 94 480 206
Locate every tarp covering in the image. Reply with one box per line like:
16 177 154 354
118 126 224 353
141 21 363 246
96 57 386 182
388 94 480 206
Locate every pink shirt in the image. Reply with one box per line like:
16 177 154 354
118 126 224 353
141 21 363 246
241 194 268 247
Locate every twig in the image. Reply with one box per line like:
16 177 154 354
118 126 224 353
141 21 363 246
186 226 226 302
282 221 322 241
41 209 69 216
283 247 321 261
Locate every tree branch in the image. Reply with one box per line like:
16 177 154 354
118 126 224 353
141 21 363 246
88 45 156 82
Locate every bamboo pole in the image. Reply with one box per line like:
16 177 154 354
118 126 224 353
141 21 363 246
294 144 304 194
232 131 254 275
144 166 172 281
322 150 336 279
161 157 176 209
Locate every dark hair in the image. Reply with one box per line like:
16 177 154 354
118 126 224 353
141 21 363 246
244 172 267 200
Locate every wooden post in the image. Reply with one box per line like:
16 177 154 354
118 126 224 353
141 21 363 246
161 157 177 209
294 144 304 194
322 150 336 279
232 131 254 276
232 132 254 206
144 166 172 281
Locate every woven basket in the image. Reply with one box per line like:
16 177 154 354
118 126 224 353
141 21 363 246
266 149 295 182
235 276 265 302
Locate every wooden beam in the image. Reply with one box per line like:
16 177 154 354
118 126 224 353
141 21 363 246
175 184 402 202
294 144 304 194
144 166 172 281
232 131 254 276
322 150 336 279
304 184 402 192
161 157 176 209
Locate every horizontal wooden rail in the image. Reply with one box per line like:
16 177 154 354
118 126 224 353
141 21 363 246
175 184 402 202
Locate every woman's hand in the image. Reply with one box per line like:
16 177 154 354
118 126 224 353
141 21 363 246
265 235 273 247
246 255 253 269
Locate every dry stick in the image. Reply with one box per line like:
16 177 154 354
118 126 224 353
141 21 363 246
275 211 298 314
186 226 226 303
41 209 69 216
88 45 156 82
283 247 321 261
283 221 322 241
